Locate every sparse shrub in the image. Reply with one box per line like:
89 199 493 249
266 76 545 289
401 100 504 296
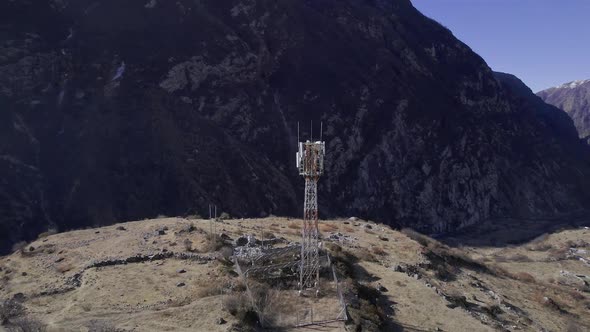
509 254 533 262
7 316 47 332
56 263 72 274
401 228 437 247
371 246 387 256
197 284 225 298
80 302 92 312
320 223 338 232
529 242 552 251
183 239 193 252
528 233 552 251
529 233 549 244
219 246 234 259
482 304 503 318
548 247 569 261
250 284 281 326
0 299 25 325
203 234 224 252
566 289 586 301
222 293 247 316
37 228 57 239
514 272 536 283
566 319 584 332
11 241 27 254
434 264 456 282
223 292 259 327
87 319 120 332
325 242 343 255
423 242 492 276
219 212 231 220
355 247 376 262
260 231 275 239
493 255 509 262
443 290 468 309
157 214 168 219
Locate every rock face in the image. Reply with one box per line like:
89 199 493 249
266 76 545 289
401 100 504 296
537 79 590 143
1 0 590 253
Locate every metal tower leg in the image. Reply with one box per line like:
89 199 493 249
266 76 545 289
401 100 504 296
300 176 320 292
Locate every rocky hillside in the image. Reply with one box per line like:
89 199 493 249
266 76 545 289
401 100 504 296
537 79 590 143
0 217 589 331
2 0 590 253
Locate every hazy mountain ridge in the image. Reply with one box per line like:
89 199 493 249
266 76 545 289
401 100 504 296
1 0 590 253
537 79 590 143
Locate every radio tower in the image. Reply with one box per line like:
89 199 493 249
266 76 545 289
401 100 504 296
296 122 325 295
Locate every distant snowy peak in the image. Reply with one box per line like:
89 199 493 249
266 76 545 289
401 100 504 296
537 78 590 140
555 79 590 90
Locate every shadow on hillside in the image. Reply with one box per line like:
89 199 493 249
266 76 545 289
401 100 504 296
387 322 431 332
435 215 590 248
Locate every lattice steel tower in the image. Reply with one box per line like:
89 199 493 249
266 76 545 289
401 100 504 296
296 134 325 294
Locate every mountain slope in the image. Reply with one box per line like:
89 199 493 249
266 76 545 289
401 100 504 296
537 79 590 142
1 0 590 253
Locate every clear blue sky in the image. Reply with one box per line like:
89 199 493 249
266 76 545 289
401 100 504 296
411 0 590 92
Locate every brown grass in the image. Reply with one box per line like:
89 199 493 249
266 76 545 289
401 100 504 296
509 253 533 262
529 243 552 251
548 247 569 261
320 223 339 232
493 255 509 262
202 234 226 252
514 272 536 283
56 263 73 273
287 223 299 229
401 228 434 247
355 248 377 262
222 292 248 316
196 284 225 298
183 238 193 251
371 246 387 256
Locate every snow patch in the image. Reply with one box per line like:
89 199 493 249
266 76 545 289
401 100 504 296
557 79 590 89
112 61 126 81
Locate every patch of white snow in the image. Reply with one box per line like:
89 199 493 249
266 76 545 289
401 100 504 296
112 61 126 81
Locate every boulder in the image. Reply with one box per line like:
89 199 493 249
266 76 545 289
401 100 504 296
234 236 248 247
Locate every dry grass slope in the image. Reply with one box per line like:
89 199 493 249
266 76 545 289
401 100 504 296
0 217 588 331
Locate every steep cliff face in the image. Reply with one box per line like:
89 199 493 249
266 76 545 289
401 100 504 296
537 79 590 142
1 0 590 253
